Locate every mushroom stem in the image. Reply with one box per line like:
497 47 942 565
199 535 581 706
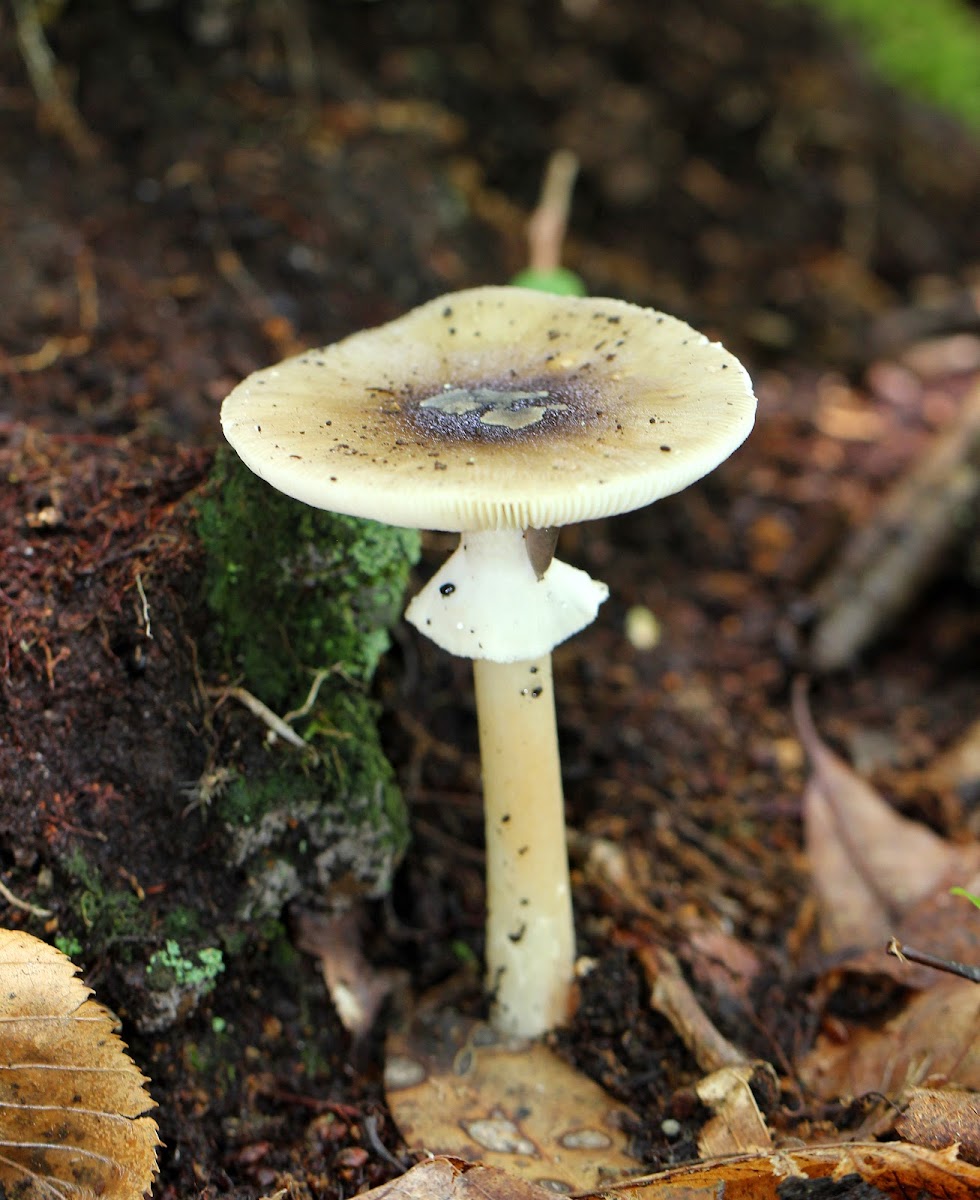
473 653 575 1038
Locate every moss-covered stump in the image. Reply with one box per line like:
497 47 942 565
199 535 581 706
0 428 418 1031
196 449 420 919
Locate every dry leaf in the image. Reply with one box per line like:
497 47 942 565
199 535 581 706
800 976 980 1099
896 1086 980 1166
593 1141 980 1200
922 717 980 795
359 1143 980 1200
682 925 761 1007
360 1158 558 1200
0 929 160 1200
385 1010 639 1192
294 908 403 1039
794 683 980 960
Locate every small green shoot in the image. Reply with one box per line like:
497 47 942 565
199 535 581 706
512 149 587 298
54 935 83 959
951 886 980 910
146 940 225 992
511 266 587 296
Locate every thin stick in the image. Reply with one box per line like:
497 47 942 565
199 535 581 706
527 149 579 273
134 574 152 640
282 667 332 723
887 937 980 984
206 685 311 752
12 0 100 161
0 877 52 918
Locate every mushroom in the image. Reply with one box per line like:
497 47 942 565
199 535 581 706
220 285 756 1038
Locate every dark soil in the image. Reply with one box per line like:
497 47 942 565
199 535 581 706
2 2 978 1199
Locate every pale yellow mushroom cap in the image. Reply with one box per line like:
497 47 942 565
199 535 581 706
220 286 756 532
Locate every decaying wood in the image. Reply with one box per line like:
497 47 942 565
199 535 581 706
810 380 980 671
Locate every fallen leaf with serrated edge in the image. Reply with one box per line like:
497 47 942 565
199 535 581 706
0 928 160 1200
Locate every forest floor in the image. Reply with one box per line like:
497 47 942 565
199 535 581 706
1 2 979 1199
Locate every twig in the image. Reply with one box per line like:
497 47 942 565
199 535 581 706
76 245 100 332
810 380 980 670
282 666 333 724
11 0 100 162
206 685 312 752
361 1113 411 1173
636 941 749 1073
887 937 980 984
0 334 89 374
134 573 153 640
0 244 98 375
527 149 579 273
0 876 52 918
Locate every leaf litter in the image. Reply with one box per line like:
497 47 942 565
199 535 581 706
355 1145 980 1200
793 679 980 963
791 683 980 1155
380 685 980 1197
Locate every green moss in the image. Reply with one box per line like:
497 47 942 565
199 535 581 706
58 847 147 959
197 448 420 710
195 448 420 915
162 905 206 942
790 0 980 129
218 762 318 828
216 690 410 916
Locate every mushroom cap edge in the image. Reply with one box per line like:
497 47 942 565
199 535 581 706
220 286 756 532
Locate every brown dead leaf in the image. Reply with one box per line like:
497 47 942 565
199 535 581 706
799 976 980 1099
923 717 980 795
897 1086 980 1166
358 1143 980 1200
385 1010 639 1192
294 908 403 1039
682 926 762 1007
360 1158 562 1200
794 682 980 961
0 928 160 1200
795 695 980 1110
592 1141 980 1199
